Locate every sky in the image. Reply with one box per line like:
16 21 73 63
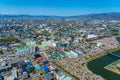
0 0 120 16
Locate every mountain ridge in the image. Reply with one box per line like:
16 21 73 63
1 12 120 19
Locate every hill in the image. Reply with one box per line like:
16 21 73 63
1 12 120 19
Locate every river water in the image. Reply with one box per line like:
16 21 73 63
87 38 120 80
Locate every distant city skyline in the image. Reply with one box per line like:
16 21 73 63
0 0 120 16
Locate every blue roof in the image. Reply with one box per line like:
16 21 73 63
34 53 41 59
34 64 40 71
26 61 32 65
42 65 49 73
43 61 49 65
11 63 18 67
26 65 32 72
22 66 27 72
0 75 3 80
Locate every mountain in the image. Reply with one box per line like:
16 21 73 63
68 12 120 20
1 12 120 19
0 14 62 19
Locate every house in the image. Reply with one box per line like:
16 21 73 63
54 68 65 80
87 34 99 39
44 72 54 80
62 76 72 80
65 51 78 58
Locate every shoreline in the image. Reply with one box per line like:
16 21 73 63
86 45 120 80
51 37 120 80
104 59 120 76
104 66 120 76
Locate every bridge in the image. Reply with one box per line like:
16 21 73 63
108 53 120 58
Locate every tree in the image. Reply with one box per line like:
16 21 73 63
110 29 119 36
0 37 17 42
0 50 3 54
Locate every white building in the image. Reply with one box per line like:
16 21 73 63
87 34 99 39
16 41 36 56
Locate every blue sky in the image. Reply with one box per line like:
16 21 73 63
0 0 120 16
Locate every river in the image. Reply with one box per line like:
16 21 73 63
87 38 120 80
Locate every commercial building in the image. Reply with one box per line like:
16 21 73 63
16 41 36 56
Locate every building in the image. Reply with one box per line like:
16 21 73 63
16 41 37 56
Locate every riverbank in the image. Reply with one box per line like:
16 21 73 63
86 45 120 63
50 37 120 80
104 64 120 76
86 46 120 80
52 61 79 80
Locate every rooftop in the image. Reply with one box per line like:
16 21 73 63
16 45 29 50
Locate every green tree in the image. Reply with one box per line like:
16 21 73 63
0 50 3 54
110 29 119 36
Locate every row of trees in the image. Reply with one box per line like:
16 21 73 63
0 37 17 42
110 29 119 36
35 31 50 37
